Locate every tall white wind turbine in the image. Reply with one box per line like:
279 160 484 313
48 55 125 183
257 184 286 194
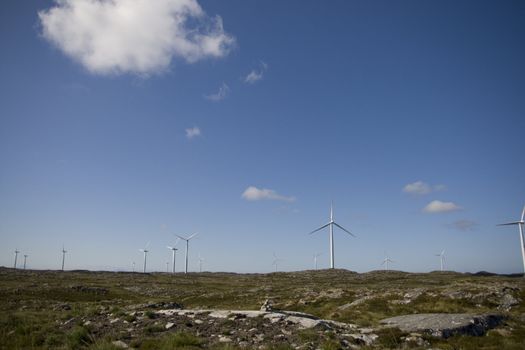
23 254 28 270
132 261 136 273
13 249 20 269
435 250 445 271
498 205 525 275
61 245 67 271
166 238 180 274
139 242 150 273
309 202 355 269
381 253 394 271
313 253 322 270
175 233 198 274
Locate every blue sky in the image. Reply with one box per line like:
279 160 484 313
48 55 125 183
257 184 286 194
1 0 524 273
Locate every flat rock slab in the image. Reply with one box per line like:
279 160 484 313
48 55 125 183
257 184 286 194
380 313 504 338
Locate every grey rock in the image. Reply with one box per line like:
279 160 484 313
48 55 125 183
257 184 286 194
112 340 129 349
165 322 175 330
380 313 504 338
498 293 519 311
260 299 273 311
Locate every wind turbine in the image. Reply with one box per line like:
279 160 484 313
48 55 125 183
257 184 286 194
498 205 525 275
198 254 204 273
313 253 322 270
166 238 180 274
166 262 169 273
272 252 284 272
139 242 150 273
132 261 136 273
175 233 198 274
61 245 67 271
13 249 20 269
23 254 28 270
309 202 355 269
381 253 394 271
435 250 445 272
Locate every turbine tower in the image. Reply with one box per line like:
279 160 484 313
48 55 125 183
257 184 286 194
13 249 20 269
175 233 198 274
313 253 322 270
61 246 67 271
139 242 150 273
23 254 28 270
381 253 394 271
435 250 445 271
166 238 180 274
132 261 135 273
198 254 204 273
309 202 355 269
272 252 284 272
498 205 525 275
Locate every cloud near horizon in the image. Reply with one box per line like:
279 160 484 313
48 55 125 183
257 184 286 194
185 126 201 139
449 219 478 231
423 200 462 213
38 0 235 76
205 82 229 101
242 186 295 202
244 61 268 84
403 181 446 195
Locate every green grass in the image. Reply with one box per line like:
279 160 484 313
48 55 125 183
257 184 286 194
0 268 523 349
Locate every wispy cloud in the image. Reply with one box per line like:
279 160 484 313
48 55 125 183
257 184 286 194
423 200 462 213
242 186 295 202
449 219 478 231
244 61 268 84
205 82 229 101
185 126 201 139
403 181 446 195
39 0 235 76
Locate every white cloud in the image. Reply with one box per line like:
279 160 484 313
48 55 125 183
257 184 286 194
185 126 201 139
38 0 235 76
244 61 268 84
403 181 446 195
242 186 295 202
423 200 462 213
205 82 229 101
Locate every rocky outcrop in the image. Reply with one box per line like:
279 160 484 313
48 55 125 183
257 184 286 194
380 313 504 338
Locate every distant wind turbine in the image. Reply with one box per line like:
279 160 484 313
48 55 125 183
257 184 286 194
198 254 204 273
166 238 180 274
313 253 322 270
498 205 525 275
23 254 28 270
13 249 20 269
381 252 394 271
166 262 169 273
132 261 135 273
61 245 67 271
309 202 355 269
435 250 445 272
139 242 150 273
272 252 284 272
175 233 198 274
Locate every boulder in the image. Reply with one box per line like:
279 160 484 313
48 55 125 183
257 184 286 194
380 313 504 338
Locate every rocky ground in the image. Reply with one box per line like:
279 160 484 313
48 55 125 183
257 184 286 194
1 268 524 349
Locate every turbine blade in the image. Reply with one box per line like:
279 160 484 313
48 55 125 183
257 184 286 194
145 241 150 249
497 222 521 226
174 234 187 241
167 246 173 250
333 222 355 237
139 249 144 252
188 232 198 240
309 223 330 235
521 205 525 222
